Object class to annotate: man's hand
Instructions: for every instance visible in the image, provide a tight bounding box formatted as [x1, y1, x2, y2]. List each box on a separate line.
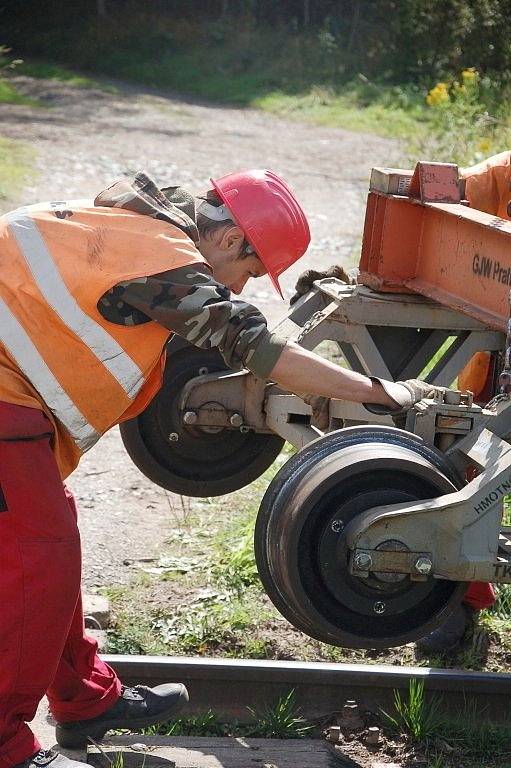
[302, 394, 330, 431]
[290, 264, 356, 305]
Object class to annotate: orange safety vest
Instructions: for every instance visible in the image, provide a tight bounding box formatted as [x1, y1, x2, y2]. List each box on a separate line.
[0, 200, 205, 477]
[462, 150, 511, 220]
[458, 153, 511, 396]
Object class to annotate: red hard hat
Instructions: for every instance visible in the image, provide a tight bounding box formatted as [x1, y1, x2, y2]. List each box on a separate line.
[210, 169, 310, 297]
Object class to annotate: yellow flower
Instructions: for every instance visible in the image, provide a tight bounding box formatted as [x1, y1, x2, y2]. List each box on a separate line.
[462, 67, 478, 81]
[426, 82, 449, 107]
[478, 137, 492, 153]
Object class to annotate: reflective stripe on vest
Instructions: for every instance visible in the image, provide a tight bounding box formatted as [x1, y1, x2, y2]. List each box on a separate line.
[0, 297, 100, 450]
[6, 210, 144, 397]
[0, 209, 153, 449]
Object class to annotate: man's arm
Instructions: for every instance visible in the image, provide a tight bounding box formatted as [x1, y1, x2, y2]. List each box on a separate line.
[268, 341, 394, 406]
[101, 266, 423, 412]
[99, 264, 286, 379]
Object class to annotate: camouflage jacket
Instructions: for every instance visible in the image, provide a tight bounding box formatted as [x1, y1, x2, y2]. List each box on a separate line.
[95, 173, 286, 378]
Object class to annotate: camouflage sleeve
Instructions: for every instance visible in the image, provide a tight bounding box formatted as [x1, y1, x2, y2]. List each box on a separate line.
[100, 265, 287, 378]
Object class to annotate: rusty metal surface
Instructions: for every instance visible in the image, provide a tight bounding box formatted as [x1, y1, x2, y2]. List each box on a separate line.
[408, 161, 460, 203]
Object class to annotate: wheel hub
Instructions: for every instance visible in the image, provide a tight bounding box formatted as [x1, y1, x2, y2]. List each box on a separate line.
[120, 341, 284, 496]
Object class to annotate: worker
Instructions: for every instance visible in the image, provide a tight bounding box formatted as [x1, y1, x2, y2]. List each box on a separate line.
[293, 153, 511, 655]
[0, 169, 444, 768]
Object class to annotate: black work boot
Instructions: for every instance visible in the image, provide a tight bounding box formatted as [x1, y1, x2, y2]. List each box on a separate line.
[55, 683, 188, 749]
[415, 604, 475, 655]
[15, 749, 89, 768]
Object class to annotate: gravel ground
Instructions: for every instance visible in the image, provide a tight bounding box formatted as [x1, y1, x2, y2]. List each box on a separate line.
[0, 75, 401, 588]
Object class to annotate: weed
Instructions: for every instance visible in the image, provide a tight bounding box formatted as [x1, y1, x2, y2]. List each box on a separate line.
[247, 689, 313, 739]
[144, 710, 227, 737]
[382, 688, 511, 764]
[141, 694, 314, 740]
[381, 679, 443, 741]
[213, 516, 260, 594]
[439, 699, 511, 760]
[487, 584, 511, 620]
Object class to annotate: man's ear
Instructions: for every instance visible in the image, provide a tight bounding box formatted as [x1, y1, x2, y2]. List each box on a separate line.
[219, 225, 245, 252]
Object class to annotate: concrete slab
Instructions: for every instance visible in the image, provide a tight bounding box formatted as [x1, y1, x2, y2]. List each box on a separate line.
[87, 735, 346, 768]
[32, 698, 87, 764]
[83, 595, 111, 629]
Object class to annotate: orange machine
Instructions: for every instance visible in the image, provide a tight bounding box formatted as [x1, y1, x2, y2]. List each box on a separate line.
[359, 162, 511, 333]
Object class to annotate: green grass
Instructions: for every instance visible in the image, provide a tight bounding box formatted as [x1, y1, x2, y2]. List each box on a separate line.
[104, 464, 280, 659]
[247, 690, 313, 739]
[382, 680, 511, 765]
[0, 78, 39, 106]
[255, 84, 426, 140]
[17, 60, 117, 92]
[143, 689, 312, 739]
[381, 679, 443, 742]
[0, 136, 36, 204]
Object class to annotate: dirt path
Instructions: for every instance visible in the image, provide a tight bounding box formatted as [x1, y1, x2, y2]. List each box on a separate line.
[0, 76, 401, 588]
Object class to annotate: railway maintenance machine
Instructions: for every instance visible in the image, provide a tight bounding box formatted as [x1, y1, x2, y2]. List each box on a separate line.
[120, 162, 511, 650]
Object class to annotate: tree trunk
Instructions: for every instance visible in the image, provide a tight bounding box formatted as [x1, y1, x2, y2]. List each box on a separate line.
[303, 0, 310, 27]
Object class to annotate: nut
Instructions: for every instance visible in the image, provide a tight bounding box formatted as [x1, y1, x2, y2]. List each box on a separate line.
[183, 411, 198, 425]
[168, 432, 179, 442]
[354, 552, 372, 570]
[230, 413, 244, 428]
[331, 519, 344, 533]
[415, 556, 433, 575]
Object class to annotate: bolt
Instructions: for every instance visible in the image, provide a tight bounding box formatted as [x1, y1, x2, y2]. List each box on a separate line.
[168, 432, 179, 442]
[239, 425, 250, 433]
[130, 744, 147, 753]
[198, 367, 209, 376]
[331, 519, 344, 533]
[339, 702, 364, 730]
[415, 556, 433, 575]
[354, 552, 372, 570]
[183, 411, 198, 425]
[366, 726, 381, 747]
[326, 725, 341, 743]
[373, 601, 386, 614]
[230, 413, 244, 428]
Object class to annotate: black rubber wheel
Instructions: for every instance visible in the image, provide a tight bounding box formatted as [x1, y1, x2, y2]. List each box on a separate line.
[120, 342, 284, 497]
[255, 425, 467, 649]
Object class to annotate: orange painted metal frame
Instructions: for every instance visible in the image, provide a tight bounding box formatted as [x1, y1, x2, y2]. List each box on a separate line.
[359, 162, 511, 332]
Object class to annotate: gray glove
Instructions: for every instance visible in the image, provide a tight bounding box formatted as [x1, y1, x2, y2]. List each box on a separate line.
[364, 377, 452, 415]
[302, 394, 330, 431]
[290, 264, 356, 305]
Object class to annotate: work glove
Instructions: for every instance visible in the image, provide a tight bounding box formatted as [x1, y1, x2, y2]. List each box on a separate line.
[302, 393, 330, 431]
[363, 377, 453, 415]
[290, 264, 356, 305]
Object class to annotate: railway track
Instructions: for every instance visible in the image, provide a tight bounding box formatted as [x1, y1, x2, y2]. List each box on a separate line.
[105, 655, 511, 724]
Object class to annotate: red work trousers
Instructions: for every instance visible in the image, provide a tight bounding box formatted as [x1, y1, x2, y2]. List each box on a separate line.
[0, 403, 121, 768]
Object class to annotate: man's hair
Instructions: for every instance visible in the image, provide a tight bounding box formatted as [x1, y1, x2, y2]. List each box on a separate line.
[196, 189, 253, 259]
[196, 189, 235, 241]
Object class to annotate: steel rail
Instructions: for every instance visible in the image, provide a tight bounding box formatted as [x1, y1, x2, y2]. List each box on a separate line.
[104, 655, 511, 724]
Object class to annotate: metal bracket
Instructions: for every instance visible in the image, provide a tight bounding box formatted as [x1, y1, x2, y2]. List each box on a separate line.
[346, 422, 511, 583]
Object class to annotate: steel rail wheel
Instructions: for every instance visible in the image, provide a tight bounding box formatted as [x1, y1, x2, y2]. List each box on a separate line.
[120, 341, 284, 497]
[255, 426, 467, 649]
